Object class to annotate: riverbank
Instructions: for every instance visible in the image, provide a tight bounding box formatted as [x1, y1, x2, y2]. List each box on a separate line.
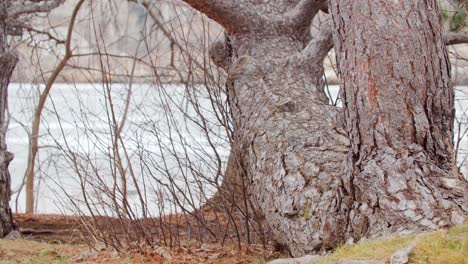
[2, 214, 466, 263]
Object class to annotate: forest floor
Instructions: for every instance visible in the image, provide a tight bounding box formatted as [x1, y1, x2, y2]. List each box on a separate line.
[1, 213, 280, 264]
[0, 214, 466, 263]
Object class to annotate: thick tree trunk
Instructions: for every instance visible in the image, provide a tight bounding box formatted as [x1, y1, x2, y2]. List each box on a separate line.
[188, 0, 350, 256]
[330, 0, 467, 239]
[183, 0, 467, 257]
[197, 1, 351, 255]
[224, 31, 350, 256]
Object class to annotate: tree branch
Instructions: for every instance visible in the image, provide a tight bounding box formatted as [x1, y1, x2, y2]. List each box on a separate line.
[445, 31, 468, 45]
[275, 0, 328, 40]
[283, 0, 328, 26]
[8, 0, 65, 18]
[180, 0, 265, 33]
[299, 20, 333, 64]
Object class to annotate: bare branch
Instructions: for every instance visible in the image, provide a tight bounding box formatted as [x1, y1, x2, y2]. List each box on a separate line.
[8, 0, 65, 18]
[445, 31, 468, 45]
[299, 20, 333, 64]
[128, 0, 225, 78]
[284, 0, 328, 26]
[180, 0, 264, 33]
[275, 0, 328, 39]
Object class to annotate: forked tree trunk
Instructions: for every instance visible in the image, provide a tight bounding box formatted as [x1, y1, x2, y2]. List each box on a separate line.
[197, 1, 351, 255]
[329, 0, 467, 238]
[183, 0, 467, 257]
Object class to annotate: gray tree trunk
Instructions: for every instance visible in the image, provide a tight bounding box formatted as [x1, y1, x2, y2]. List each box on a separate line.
[182, 0, 467, 257]
[0, 0, 17, 237]
[192, 1, 350, 256]
[0, 52, 16, 237]
[170, 0, 468, 256]
[0, 0, 63, 234]
[330, 0, 467, 240]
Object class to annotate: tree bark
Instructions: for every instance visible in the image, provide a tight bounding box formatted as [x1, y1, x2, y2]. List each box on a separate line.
[0, 0, 17, 236]
[330, 0, 467, 239]
[183, 0, 467, 256]
[0, 51, 16, 237]
[189, 0, 351, 255]
[24, 0, 84, 214]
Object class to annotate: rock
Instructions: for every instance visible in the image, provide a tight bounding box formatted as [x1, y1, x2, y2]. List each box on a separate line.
[4, 230, 22, 240]
[73, 250, 99, 262]
[201, 243, 220, 252]
[208, 252, 226, 259]
[345, 237, 355, 245]
[267, 255, 323, 264]
[110, 250, 119, 258]
[267, 256, 386, 264]
[390, 244, 415, 264]
[154, 246, 172, 260]
[336, 260, 384, 264]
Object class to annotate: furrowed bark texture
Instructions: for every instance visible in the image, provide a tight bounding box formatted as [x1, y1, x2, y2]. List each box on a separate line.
[227, 44, 349, 255]
[330, 0, 467, 239]
[0, 51, 16, 237]
[0, 0, 17, 237]
[197, 0, 351, 256]
[185, 0, 467, 256]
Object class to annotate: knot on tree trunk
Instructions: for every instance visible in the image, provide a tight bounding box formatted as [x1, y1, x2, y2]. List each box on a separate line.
[209, 39, 232, 70]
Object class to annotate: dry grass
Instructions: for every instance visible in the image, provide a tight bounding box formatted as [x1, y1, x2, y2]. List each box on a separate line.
[0, 239, 85, 264]
[326, 223, 467, 264]
[0, 238, 278, 264]
[1, 222, 466, 263]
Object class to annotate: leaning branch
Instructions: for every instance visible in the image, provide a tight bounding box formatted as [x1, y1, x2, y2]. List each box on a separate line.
[298, 20, 333, 64]
[445, 31, 468, 46]
[23, 0, 84, 214]
[276, 0, 328, 40]
[8, 0, 65, 18]
[180, 0, 264, 32]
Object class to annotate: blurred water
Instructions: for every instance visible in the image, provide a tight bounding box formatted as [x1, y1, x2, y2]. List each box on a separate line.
[5, 83, 468, 214]
[7, 83, 230, 215]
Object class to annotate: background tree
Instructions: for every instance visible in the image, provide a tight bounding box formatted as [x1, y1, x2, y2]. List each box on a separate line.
[23, 0, 84, 214]
[0, 0, 64, 236]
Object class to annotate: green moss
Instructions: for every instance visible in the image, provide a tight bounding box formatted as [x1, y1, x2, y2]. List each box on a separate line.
[325, 224, 467, 264]
[450, 10, 467, 32]
[252, 258, 267, 264]
[441, 2, 467, 32]
[302, 200, 312, 220]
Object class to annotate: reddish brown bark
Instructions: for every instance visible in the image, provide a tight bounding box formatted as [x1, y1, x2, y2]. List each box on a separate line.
[330, 0, 467, 239]
[181, 0, 467, 256]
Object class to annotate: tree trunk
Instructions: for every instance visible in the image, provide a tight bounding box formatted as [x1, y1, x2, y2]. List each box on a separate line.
[330, 0, 467, 239]
[226, 45, 350, 255]
[0, 0, 17, 235]
[191, 1, 350, 255]
[0, 51, 16, 237]
[183, 0, 467, 256]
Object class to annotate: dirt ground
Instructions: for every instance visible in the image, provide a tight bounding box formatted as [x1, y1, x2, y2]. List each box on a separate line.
[2, 215, 467, 263]
[0, 214, 280, 263]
